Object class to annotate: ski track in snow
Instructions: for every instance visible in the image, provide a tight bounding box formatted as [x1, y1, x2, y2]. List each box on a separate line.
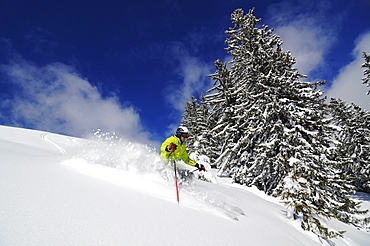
[40, 133, 67, 155]
[178, 178, 246, 221]
[60, 157, 245, 222]
[51, 134, 247, 222]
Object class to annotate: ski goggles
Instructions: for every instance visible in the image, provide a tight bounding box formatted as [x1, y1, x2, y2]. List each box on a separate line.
[181, 133, 189, 138]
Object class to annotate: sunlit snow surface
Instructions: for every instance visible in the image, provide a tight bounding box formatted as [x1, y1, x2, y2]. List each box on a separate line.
[0, 125, 369, 246]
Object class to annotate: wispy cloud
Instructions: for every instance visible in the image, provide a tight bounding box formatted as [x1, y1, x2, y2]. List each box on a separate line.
[325, 32, 370, 110]
[264, 1, 369, 109]
[165, 41, 213, 112]
[0, 58, 155, 145]
[266, 0, 343, 76]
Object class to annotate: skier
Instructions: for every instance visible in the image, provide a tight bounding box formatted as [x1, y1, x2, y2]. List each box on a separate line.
[161, 126, 206, 172]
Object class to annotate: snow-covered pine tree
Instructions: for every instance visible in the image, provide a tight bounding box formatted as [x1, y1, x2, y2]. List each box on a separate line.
[182, 96, 201, 154]
[206, 59, 241, 174]
[362, 52, 370, 95]
[203, 8, 367, 239]
[182, 95, 218, 164]
[329, 98, 370, 193]
[197, 95, 220, 165]
[207, 8, 318, 193]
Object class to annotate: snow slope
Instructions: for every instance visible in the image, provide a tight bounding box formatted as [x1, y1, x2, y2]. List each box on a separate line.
[0, 125, 369, 246]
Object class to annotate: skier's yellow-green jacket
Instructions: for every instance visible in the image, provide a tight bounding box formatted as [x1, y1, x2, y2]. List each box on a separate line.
[160, 135, 197, 167]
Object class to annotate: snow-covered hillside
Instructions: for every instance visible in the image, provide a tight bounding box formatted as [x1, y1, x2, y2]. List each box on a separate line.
[0, 125, 369, 246]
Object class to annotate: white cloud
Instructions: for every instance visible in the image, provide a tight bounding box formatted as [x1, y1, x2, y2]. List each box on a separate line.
[173, 56, 212, 111]
[264, 1, 370, 109]
[266, 0, 340, 76]
[325, 32, 370, 110]
[0, 59, 155, 144]
[165, 43, 213, 112]
[274, 25, 332, 76]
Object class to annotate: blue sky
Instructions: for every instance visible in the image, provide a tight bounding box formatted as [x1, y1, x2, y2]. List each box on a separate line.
[0, 0, 369, 148]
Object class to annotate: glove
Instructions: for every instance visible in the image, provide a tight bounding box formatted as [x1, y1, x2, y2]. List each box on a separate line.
[167, 143, 177, 152]
[195, 163, 206, 171]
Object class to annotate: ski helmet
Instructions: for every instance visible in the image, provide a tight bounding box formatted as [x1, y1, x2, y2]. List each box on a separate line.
[176, 126, 189, 137]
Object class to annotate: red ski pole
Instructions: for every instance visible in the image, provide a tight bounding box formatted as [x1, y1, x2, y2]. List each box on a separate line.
[171, 150, 180, 204]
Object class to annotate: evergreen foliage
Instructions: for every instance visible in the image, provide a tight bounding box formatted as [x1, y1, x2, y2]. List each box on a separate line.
[362, 52, 370, 95]
[182, 8, 369, 239]
[329, 98, 370, 193]
[181, 95, 219, 164]
[182, 96, 201, 153]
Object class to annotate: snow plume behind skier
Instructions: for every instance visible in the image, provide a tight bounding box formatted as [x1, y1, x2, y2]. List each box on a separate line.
[161, 126, 206, 175]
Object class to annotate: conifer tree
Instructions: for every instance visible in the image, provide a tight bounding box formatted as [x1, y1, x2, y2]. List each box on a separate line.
[206, 59, 240, 173]
[197, 95, 220, 164]
[199, 8, 368, 239]
[329, 98, 370, 193]
[362, 52, 370, 95]
[182, 96, 201, 154]
[182, 95, 218, 164]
